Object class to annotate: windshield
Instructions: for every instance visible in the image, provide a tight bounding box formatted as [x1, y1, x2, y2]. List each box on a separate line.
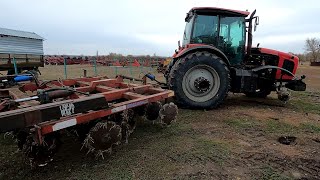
[182, 17, 194, 46]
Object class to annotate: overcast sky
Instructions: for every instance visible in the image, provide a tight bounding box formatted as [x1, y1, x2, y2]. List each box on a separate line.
[1, 0, 319, 56]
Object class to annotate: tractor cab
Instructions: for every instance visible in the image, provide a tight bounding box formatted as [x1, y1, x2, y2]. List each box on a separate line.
[181, 7, 256, 65]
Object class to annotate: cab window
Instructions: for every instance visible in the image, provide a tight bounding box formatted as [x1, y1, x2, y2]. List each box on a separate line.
[219, 17, 246, 65]
[191, 15, 218, 44]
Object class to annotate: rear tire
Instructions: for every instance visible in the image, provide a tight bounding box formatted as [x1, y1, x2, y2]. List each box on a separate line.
[168, 51, 230, 109]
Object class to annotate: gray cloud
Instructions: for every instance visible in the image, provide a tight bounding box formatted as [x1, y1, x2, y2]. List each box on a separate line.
[1, 0, 319, 56]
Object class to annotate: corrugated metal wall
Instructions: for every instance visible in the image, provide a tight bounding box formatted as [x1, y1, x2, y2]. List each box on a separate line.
[0, 36, 43, 55]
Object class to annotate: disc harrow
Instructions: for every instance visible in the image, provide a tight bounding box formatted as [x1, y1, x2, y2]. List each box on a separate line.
[82, 121, 122, 159]
[0, 76, 177, 166]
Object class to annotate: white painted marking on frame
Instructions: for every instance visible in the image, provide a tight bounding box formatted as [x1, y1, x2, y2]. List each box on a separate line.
[126, 100, 148, 109]
[111, 105, 126, 113]
[52, 118, 77, 131]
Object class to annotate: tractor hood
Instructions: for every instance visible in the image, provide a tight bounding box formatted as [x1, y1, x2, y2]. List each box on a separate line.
[251, 47, 300, 81]
[251, 47, 298, 60]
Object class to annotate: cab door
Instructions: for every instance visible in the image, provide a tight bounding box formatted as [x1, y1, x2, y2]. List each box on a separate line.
[219, 17, 246, 65]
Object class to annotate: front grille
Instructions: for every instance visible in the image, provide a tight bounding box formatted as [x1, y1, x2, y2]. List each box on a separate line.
[283, 59, 294, 73]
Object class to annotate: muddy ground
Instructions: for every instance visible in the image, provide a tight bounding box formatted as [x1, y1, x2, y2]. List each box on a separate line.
[0, 64, 319, 180]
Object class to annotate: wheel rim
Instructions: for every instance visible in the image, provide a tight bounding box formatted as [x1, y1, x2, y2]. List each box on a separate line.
[182, 65, 220, 102]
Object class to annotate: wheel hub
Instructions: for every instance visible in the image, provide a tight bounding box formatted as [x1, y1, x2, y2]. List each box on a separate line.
[194, 77, 211, 92]
[182, 65, 220, 102]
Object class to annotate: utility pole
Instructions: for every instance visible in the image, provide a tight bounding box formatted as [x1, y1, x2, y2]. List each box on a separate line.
[94, 51, 98, 76]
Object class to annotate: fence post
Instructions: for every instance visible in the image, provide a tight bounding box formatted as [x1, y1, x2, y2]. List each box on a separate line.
[93, 58, 97, 76]
[64, 58, 67, 79]
[12, 57, 18, 75]
[83, 69, 87, 77]
[129, 65, 133, 77]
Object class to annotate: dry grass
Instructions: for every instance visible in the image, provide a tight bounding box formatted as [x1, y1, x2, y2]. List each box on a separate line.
[38, 64, 161, 81]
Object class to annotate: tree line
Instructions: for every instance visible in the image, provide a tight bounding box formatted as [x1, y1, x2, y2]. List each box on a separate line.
[294, 38, 320, 62]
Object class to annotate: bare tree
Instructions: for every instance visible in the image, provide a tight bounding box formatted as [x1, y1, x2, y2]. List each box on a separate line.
[305, 38, 320, 62]
[295, 53, 307, 62]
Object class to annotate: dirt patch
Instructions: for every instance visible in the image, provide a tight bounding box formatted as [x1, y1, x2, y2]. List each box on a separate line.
[278, 136, 297, 145]
[297, 65, 320, 92]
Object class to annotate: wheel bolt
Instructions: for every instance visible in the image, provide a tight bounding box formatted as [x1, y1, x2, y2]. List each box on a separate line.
[194, 77, 211, 92]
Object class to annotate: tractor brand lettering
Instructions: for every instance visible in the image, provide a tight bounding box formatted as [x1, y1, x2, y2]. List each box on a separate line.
[111, 105, 126, 113]
[59, 103, 75, 117]
[126, 100, 148, 109]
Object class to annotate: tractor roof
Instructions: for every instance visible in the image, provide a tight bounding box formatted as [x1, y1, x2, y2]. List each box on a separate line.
[191, 7, 250, 17]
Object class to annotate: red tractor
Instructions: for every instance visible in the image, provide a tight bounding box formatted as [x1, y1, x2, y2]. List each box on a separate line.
[166, 7, 306, 109]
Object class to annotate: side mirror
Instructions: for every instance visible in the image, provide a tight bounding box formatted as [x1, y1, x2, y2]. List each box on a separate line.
[255, 16, 259, 25]
[254, 16, 259, 31]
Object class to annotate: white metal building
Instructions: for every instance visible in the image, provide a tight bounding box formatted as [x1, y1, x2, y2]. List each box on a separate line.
[0, 27, 44, 55]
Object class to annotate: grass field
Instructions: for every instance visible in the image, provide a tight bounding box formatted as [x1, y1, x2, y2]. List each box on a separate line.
[38, 64, 162, 80]
[0, 64, 320, 179]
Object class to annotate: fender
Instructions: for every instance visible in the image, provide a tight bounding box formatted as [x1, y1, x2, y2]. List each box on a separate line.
[173, 44, 230, 66]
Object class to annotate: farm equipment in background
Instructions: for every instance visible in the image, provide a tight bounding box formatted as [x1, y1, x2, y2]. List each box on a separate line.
[119, 59, 129, 67]
[44, 56, 85, 65]
[0, 76, 177, 167]
[157, 58, 172, 73]
[0, 53, 44, 75]
[165, 7, 306, 109]
[0, 70, 40, 89]
[44, 55, 169, 68]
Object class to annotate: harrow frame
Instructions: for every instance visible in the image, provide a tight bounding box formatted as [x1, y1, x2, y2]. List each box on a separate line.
[0, 76, 174, 145]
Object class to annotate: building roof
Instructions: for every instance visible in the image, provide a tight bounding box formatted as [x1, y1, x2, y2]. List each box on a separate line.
[0, 27, 44, 40]
[191, 7, 250, 17]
